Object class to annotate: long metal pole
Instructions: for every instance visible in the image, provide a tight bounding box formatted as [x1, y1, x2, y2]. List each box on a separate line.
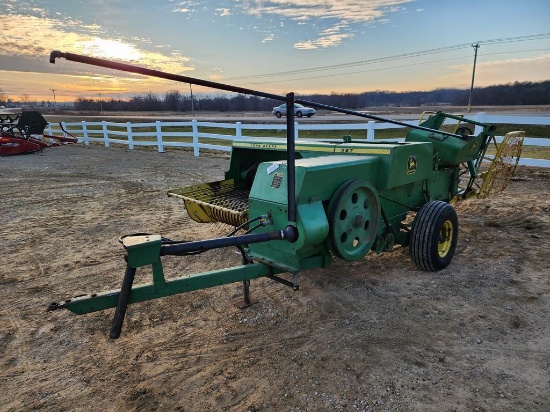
[285, 93, 296, 223]
[467, 42, 480, 113]
[50, 51, 284, 101]
[49, 51, 462, 138]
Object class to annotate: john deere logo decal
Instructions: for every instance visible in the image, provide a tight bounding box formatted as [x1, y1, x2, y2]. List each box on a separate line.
[407, 156, 417, 175]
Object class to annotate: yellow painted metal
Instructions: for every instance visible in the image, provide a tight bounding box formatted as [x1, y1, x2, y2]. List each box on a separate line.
[232, 141, 391, 155]
[437, 220, 454, 258]
[478, 131, 525, 198]
[167, 179, 249, 226]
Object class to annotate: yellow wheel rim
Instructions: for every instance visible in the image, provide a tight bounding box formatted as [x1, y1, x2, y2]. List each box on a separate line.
[438, 220, 453, 258]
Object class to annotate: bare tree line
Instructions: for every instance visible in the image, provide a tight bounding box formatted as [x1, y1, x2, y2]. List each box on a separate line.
[74, 81, 549, 112]
[1, 80, 548, 112]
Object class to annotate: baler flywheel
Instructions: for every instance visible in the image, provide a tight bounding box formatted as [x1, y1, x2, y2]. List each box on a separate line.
[327, 180, 380, 261]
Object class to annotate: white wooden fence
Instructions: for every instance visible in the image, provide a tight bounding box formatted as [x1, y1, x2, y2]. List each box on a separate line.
[46, 112, 550, 167]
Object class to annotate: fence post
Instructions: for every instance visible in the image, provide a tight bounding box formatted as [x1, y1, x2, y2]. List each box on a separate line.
[155, 121, 164, 153]
[46, 123, 53, 135]
[102, 120, 109, 148]
[82, 121, 89, 145]
[236, 121, 242, 139]
[294, 122, 299, 140]
[127, 122, 134, 150]
[366, 121, 375, 141]
[474, 112, 485, 136]
[192, 119, 199, 156]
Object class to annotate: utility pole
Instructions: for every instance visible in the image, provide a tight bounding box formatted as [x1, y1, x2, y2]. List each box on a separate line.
[98, 92, 103, 113]
[51, 89, 57, 110]
[189, 83, 195, 117]
[467, 42, 480, 113]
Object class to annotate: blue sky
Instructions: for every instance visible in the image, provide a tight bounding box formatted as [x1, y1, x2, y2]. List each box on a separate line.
[1, 0, 549, 102]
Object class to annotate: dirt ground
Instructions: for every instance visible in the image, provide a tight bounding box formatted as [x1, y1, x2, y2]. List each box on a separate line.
[1, 144, 549, 412]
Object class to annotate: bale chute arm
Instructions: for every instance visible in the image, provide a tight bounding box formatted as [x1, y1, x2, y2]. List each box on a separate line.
[477, 131, 525, 198]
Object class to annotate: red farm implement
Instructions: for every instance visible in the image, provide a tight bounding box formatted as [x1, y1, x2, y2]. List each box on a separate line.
[0, 110, 77, 156]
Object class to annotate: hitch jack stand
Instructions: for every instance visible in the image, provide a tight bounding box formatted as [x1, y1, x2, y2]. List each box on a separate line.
[109, 265, 137, 339]
[235, 279, 258, 309]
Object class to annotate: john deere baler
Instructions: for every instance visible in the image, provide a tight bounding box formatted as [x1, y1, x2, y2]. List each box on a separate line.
[47, 51, 496, 338]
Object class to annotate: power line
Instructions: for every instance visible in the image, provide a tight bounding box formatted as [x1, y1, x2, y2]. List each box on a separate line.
[239, 47, 550, 87]
[226, 32, 550, 81]
[227, 44, 473, 80]
[479, 32, 550, 45]
[242, 55, 472, 86]
[128, 47, 550, 92]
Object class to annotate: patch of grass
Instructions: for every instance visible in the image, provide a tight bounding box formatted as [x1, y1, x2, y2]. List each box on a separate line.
[493, 124, 550, 138]
[485, 145, 550, 160]
[47, 116, 549, 158]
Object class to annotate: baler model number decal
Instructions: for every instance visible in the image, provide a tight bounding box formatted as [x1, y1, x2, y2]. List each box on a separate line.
[271, 172, 284, 188]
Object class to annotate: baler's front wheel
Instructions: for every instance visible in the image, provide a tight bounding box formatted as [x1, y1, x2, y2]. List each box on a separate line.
[410, 201, 458, 271]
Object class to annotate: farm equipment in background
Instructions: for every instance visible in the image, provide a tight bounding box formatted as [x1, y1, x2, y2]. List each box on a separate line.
[0, 110, 77, 156]
[47, 51, 523, 339]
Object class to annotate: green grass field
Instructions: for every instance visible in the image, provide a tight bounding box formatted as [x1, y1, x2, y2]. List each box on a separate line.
[47, 116, 550, 159]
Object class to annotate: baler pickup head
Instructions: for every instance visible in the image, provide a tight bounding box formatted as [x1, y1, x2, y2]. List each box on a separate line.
[168, 179, 250, 227]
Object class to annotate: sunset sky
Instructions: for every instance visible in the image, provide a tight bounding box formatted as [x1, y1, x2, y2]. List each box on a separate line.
[1, 0, 549, 103]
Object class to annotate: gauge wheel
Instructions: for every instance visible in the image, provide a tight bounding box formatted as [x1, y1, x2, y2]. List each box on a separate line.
[275, 112, 282, 118]
[327, 180, 380, 261]
[456, 126, 473, 137]
[410, 201, 458, 271]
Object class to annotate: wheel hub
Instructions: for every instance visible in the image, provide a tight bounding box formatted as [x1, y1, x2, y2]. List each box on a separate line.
[437, 220, 453, 258]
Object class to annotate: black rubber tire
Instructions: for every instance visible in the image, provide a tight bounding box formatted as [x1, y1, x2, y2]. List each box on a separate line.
[275, 112, 282, 118]
[456, 126, 473, 136]
[410, 201, 458, 271]
[296, 111, 303, 117]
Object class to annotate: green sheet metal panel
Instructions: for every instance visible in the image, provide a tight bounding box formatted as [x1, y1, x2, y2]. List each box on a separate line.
[249, 155, 381, 205]
[231, 138, 434, 190]
[247, 155, 381, 271]
[376, 142, 433, 190]
[405, 129, 486, 165]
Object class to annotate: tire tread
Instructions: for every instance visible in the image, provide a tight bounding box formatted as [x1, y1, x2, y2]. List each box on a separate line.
[410, 201, 458, 271]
